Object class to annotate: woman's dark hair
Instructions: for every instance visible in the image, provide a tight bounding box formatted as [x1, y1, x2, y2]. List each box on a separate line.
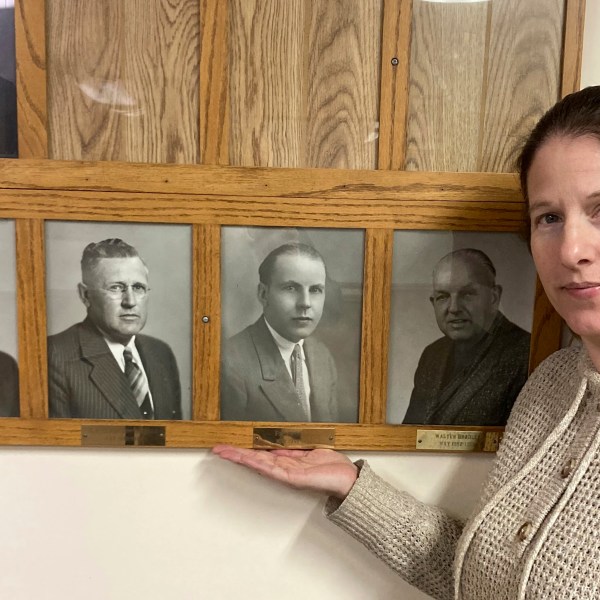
[518, 86, 600, 201]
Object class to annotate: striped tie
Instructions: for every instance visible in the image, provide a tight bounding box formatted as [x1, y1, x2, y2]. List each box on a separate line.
[123, 348, 153, 419]
[291, 344, 311, 421]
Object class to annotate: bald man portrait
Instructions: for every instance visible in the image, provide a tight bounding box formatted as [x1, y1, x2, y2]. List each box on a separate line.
[220, 242, 340, 422]
[403, 248, 530, 425]
[47, 238, 182, 420]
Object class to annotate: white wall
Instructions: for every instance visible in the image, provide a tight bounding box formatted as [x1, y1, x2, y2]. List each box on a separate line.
[1, 6, 599, 600]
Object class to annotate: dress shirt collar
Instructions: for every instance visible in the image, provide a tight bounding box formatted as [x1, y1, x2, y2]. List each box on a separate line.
[104, 336, 141, 372]
[263, 317, 305, 359]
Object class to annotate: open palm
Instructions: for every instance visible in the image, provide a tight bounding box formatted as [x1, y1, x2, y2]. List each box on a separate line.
[212, 445, 358, 499]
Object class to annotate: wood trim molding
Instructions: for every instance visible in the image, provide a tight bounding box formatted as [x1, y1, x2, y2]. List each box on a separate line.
[377, 0, 413, 170]
[199, 0, 230, 165]
[14, 0, 48, 159]
[561, 0, 586, 97]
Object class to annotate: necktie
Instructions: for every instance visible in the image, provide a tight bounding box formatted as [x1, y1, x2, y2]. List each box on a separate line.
[291, 344, 311, 420]
[123, 348, 154, 419]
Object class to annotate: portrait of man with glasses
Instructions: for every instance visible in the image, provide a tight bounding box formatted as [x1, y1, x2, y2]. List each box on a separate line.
[47, 238, 182, 420]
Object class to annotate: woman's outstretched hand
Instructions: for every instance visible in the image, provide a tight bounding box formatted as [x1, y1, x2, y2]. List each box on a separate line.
[212, 445, 359, 499]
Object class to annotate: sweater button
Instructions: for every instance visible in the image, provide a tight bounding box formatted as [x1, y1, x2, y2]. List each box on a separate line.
[560, 458, 576, 479]
[516, 521, 532, 542]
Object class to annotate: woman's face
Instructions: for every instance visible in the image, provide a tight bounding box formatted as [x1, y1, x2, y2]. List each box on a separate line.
[529, 135, 600, 344]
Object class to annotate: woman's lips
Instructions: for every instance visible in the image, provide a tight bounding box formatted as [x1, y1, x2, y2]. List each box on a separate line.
[562, 282, 600, 298]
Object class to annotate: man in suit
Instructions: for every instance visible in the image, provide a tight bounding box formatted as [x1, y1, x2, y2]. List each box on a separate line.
[48, 238, 182, 420]
[221, 243, 339, 422]
[0, 351, 19, 417]
[403, 248, 530, 426]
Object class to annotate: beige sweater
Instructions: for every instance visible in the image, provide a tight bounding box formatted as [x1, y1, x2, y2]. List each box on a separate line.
[326, 347, 600, 599]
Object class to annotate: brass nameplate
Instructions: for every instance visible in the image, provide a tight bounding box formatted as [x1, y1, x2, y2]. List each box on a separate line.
[253, 427, 335, 449]
[81, 425, 166, 447]
[416, 429, 502, 452]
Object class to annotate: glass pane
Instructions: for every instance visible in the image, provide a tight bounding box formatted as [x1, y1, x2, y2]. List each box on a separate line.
[387, 231, 536, 425]
[227, 0, 383, 169]
[0, 220, 19, 416]
[46, 0, 200, 163]
[405, 0, 565, 172]
[221, 226, 364, 422]
[0, 1, 18, 158]
[45, 222, 192, 420]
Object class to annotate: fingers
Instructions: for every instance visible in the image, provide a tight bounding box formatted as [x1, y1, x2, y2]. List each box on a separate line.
[212, 445, 267, 464]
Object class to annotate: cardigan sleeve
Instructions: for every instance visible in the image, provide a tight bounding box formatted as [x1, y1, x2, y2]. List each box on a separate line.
[325, 461, 464, 600]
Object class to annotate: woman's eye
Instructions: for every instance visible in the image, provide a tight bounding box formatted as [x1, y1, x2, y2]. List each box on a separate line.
[538, 213, 560, 225]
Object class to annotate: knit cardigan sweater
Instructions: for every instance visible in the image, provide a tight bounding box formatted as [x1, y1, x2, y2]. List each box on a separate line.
[326, 347, 600, 599]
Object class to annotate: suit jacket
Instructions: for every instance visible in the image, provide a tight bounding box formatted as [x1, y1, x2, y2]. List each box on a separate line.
[221, 317, 339, 422]
[0, 77, 18, 157]
[403, 312, 530, 426]
[0, 351, 19, 417]
[48, 318, 182, 419]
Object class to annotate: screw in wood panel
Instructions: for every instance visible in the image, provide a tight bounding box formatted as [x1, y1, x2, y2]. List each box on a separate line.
[391, 57, 399, 66]
[202, 316, 209, 323]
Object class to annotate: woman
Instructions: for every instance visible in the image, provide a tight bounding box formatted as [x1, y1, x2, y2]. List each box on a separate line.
[214, 86, 600, 599]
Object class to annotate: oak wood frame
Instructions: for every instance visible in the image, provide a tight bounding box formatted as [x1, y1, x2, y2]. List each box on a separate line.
[7, 0, 585, 449]
[0, 158, 556, 450]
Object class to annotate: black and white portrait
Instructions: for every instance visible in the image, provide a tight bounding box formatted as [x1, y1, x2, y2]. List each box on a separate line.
[0, 220, 19, 417]
[388, 231, 536, 426]
[0, 2, 18, 158]
[220, 226, 364, 423]
[45, 222, 192, 420]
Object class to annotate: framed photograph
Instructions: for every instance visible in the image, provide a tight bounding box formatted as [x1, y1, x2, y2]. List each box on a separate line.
[0, 1, 17, 158]
[0, 219, 19, 417]
[387, 231, 536, 426]
[221, 226, 364, 423]
[45, 221, 193, 420]
[0, 160, 562, 451]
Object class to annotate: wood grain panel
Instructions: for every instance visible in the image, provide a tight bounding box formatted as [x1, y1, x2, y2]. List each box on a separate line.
[199, 0, 229, 165]
[405, 1, 488, 171]
[0, 159, 523, 202]
[46, 0, 199, 163]
[378, 0, 412, 170]
[228, 0, 382, 169]
[561, 0, 586, 97]
[228, 0, 305, 167]
[478, 0, 564, 172]
[359, 229, 393, 424]
[15, 219, 48, 418]
[14, 0, 47, 158]
[304, 0, 382, 169]
[194, 225, 221, 420]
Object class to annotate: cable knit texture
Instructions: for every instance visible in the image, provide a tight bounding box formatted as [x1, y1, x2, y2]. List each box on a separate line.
[326, 347, 600, 599]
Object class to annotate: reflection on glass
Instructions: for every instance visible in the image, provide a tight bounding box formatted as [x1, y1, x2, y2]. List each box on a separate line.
[387, 231, 536, 426]
[0, 1, 18, 157]
[0, 220, 19, 417]
[405, 0, 563, 172]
